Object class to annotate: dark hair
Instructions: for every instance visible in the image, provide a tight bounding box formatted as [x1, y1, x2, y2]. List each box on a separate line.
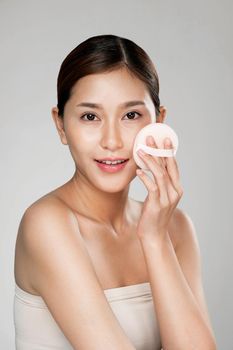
[56, 34, 161, 118]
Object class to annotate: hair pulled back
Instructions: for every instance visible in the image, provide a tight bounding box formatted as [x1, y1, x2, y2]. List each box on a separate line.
[56, 34, 161, 118]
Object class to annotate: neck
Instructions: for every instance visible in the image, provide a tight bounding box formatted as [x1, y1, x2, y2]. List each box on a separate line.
[67, 170, 132, 234]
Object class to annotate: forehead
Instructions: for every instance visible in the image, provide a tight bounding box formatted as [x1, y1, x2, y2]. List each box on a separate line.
[70, 68, 153, 106]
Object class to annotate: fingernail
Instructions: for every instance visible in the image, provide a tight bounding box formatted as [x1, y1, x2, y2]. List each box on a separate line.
[136, 169, 143, 175]
[165, 137, 171, 146]
[147, 135, 154, 143]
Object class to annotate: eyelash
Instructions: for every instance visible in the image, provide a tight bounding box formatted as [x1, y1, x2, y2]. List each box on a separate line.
[80, 111, 142, 121]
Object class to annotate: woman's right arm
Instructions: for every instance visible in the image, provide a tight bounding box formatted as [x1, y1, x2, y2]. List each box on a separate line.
[19, 198, 136, 350]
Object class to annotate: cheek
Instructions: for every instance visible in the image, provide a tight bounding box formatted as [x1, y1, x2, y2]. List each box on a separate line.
[128, 122, 150, 145]
[125, 121, 153, 155]
[67, 126, 98, 146]
[121, 133, 138, 158]
[65, 131, 93, 161]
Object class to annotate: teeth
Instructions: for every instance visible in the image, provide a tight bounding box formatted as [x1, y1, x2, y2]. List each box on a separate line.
[99, 160, 126, 165]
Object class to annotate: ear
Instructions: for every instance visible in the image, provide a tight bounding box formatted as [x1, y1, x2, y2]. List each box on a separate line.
[51, 107, 68, 145]
[156, 106, 167, 123]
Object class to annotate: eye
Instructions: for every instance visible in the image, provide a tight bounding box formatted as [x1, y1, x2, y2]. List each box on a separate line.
[123, 111, 142, 120]
[80, 113, 98, 121]
[80, 111, 142, 121]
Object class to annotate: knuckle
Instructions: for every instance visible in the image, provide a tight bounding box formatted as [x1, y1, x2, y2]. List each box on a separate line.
[178, 187, 184, 196]
[171, 194, 179, 204]
[149, 185, 158, 193]
[157, 171, 165, 179]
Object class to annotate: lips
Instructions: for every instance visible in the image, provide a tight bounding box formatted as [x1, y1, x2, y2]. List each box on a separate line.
[95, 158, 129, 162]
[95, 159, 129, 173]
[95, 159, 128, 164]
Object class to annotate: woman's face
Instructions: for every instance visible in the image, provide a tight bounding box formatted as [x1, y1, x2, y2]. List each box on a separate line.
[53, 67, 158, 193]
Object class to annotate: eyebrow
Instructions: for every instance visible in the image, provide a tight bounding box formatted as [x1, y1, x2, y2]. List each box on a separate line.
[76, 100, 146, 109]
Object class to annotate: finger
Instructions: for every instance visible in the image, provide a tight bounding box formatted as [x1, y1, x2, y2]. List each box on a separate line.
[137, 149, 169, 206]
[146, 135, 166, 168]
[136, 169, 159, 198]
[164, 138, 183, 196]
[166, 176, 180, 205]
[139, 136, 182, 204]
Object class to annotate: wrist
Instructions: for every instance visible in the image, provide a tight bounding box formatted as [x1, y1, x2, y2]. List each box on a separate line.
[138, 230, 171, 248]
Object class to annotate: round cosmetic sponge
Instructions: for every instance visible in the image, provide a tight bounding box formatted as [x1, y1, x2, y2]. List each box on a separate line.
[133, 123, 179, 170]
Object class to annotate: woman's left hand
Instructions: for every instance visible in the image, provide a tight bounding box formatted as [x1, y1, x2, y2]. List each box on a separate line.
[135, 135, 183, 242]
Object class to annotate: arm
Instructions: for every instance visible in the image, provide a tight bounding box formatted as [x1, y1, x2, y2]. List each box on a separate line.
[21, 199, 136, 350]
[135, 135, 217, 349]
[139, 208, 217, 350]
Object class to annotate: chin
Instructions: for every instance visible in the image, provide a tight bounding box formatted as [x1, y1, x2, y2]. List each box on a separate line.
[94, 177, 131, 193]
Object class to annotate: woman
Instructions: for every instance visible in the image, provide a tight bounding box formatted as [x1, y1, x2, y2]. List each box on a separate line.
[14, 34, 217, 350]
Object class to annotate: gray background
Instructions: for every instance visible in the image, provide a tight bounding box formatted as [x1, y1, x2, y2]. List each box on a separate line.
[1, 0, 232, 348]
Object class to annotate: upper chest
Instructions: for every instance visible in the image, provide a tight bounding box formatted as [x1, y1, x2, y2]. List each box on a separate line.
[75, 213, 144, 282]
[73, 207, 179, 289]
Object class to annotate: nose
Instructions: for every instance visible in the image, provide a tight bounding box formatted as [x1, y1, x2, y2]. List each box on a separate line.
[100, 121, 123, 151]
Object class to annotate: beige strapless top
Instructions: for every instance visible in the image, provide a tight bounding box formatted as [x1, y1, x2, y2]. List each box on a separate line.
[14, 281, 161, 350]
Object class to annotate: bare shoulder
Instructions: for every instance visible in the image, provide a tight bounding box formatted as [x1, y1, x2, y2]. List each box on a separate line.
[167, 207, 200, 252]
[15, 194, 136, 349]
[15, 193, 86, 290]
[18, 192, 81, 245]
